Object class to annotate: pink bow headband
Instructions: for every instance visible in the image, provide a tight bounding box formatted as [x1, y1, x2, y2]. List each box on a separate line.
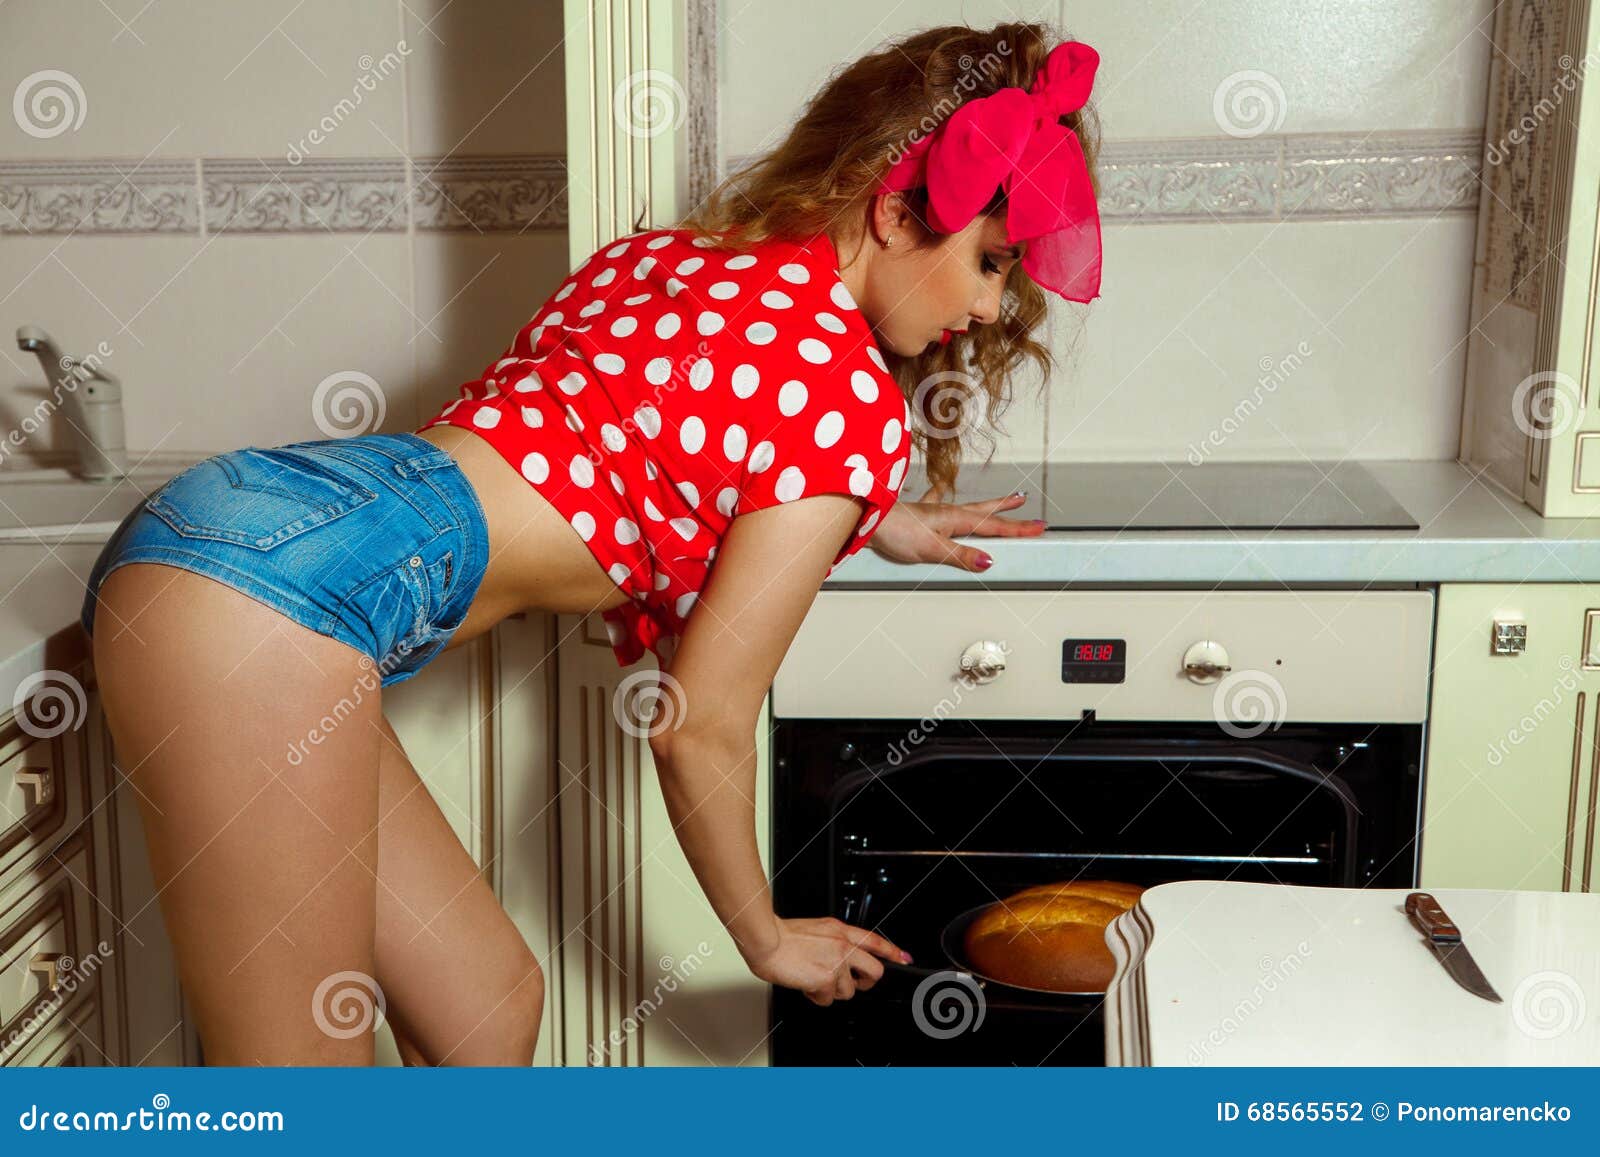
[877, 39, 1102, 303]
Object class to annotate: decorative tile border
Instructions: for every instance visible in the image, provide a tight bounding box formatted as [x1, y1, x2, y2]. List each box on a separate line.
[0, 131, 1478, 235]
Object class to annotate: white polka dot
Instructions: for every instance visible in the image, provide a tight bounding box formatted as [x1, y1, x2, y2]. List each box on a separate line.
[775, 466, 806, 502]
[655, 312, 681, 339]
[593, 267, 617, 287]
[888, 457, 907, 490]
[624, 293, 650, 306]
[557, 371, 586, 395]
[726, 254, 757, 270]
[882, 417, 903, 453]
[632, 257, 656, 279]
[676, 480, 700, 507]
[665, 277, 686, 297]
[831, 281, 858, 310]
[691, 236, 715, 248]
[494, 356, 519, 371]
[669, 517, 698, 541]
[748, 441, 776, 473]
[778, 263, 809, 284]
[675, 590, 698, 618]
[798, 337, 831, 364]
[644, 496, 664, 520]
[609, 315, 637, 338]
[593, 353, 625, 375]
[851, 369, 879, 403]
[698, 311, 725, 335]
[511, 371, 541, 392]
[716, 486, 738, 516]
[778, 379, 808, 416]
[655, 570, 672, 590]
[646, 234, 674, 249]
[746, 321, 777, 344]
[688, 358, 714, 391]
[572, 510, 596, 540]
[601, 423, 627, 452]
[579, 301, 606, 320]
[731, 364, 760, 398]
[609, 470, 625, 493]
[680, 415, 705, 454]
[645, 357, 672, 385]
[464, 403, 501, 431]
[606, 241, 629, 258]
[553, 282, 577, 301]
[565, 404, 583, 431]
[541, 310, 564, 326]
[675, 257, 705, 275]
[608, 563, 631, 586]
[520, 406, 543, 427]
[849, 465, 873, 496]
[814, 410, 845, 448]
[634, 404, 661, 438]
[867, 345, 887, 372]
[615, 517, 640, 544]
[708, 280, 740, 300]
[857, 509, 882, 536]
[723, 423, 748, 460]
[761, 290, 793, 309]
[644, 459, 658, 480]
[815, 311, 846, 334]
[521, 451, 549, 482]
[570, 455, 595, 487]
[526, 325, 545, 346]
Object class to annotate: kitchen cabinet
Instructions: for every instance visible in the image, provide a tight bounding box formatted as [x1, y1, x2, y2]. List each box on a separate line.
[1421, 583, 1600, 892]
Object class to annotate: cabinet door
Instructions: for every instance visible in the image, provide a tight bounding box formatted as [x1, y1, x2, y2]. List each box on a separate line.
[1422, 583, 1600, 890]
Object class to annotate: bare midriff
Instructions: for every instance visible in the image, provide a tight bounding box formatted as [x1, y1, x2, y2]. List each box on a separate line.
[413, 424, 631, 651]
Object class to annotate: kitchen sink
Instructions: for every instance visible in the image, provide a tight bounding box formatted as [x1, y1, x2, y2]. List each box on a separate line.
[0, 470, 183, 543]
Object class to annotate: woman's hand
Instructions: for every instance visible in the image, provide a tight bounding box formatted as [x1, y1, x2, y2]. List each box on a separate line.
[868, 486, 1046, 570]
[744, 916, 912, 1005]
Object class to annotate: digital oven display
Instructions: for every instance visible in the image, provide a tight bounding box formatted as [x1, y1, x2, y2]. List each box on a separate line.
[1061, 638, 1126, 683]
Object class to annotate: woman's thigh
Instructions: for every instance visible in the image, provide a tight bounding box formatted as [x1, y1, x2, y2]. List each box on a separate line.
[93, 560, 384, 1065]
[370, 712, 544, 1065]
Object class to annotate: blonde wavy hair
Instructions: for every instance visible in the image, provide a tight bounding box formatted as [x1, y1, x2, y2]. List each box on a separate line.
[673, 20, 1101, 497]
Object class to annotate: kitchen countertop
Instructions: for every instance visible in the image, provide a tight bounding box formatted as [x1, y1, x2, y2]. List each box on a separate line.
[830, 458, 1600, 586]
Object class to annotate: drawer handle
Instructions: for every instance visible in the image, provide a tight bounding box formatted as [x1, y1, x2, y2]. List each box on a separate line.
[13, 765, 53, 808]
[28, 952, 65, 993]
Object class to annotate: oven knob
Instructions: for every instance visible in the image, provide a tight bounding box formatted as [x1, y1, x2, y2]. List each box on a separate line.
[1182, 640, 1232, 684]
[959, 640, 1007, 682]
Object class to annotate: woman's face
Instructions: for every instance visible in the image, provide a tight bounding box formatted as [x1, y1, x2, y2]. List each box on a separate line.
[837, 197, 1023, 357]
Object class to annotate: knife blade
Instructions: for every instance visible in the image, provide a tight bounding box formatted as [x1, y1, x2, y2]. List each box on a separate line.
[1405, 891, 1503, 1003]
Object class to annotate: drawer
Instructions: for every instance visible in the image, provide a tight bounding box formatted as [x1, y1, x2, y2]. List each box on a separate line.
[4, 995, 98, 1066]
[0, 839, 98, 1063]
[0, 723, 82, 890]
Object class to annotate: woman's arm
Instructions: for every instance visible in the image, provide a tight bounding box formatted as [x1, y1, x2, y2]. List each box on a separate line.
[647, 492, 909, 1005]
[867, 487, 1047, 569]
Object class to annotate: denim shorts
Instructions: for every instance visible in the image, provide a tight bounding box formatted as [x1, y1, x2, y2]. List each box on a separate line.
[80, 431, 491, 688]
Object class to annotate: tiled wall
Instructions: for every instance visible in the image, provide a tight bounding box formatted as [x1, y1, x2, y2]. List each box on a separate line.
[725, 0, 1496, 466]
[0, 0, 569, 458]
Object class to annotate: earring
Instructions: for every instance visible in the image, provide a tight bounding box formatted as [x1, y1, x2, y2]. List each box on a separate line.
[882, 235, 894, 249]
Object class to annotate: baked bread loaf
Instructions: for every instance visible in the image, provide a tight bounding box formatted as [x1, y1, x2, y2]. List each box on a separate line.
[962, 879, 1145, 992]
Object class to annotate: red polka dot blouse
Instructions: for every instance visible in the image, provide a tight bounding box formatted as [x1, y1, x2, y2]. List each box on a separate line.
[415, 226, 914, 668]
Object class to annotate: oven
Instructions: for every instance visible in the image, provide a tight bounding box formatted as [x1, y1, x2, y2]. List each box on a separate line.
[766, 588, 1435, 1066]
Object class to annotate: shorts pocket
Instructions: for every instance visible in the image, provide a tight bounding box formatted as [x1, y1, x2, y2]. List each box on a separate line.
[147, 445, 379, 551]
[349, 544, 464, 669]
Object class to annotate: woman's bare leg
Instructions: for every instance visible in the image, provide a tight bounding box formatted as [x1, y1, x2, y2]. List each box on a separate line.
[371, 712, 543, 1066]
[92, 561, 384, 1065]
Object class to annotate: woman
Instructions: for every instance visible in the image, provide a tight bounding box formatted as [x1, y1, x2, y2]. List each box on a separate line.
[79, 20, 1101, 1065]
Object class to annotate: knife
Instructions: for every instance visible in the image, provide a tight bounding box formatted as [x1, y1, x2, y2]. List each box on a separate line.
[1404, 892, 1503, 1003]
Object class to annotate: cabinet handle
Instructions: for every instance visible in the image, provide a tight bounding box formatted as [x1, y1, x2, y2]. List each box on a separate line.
[28, 952, 64, 992]
[1585, 695, 1600, 893]
[1564, 691, 1585, 892]
[13, 765, 53, 808]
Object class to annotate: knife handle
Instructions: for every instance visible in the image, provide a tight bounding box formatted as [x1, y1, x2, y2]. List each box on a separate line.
[1405, 892, 1462, 942]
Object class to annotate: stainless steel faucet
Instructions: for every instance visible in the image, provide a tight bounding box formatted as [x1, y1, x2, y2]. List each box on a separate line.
[15, 325, 127, 481]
